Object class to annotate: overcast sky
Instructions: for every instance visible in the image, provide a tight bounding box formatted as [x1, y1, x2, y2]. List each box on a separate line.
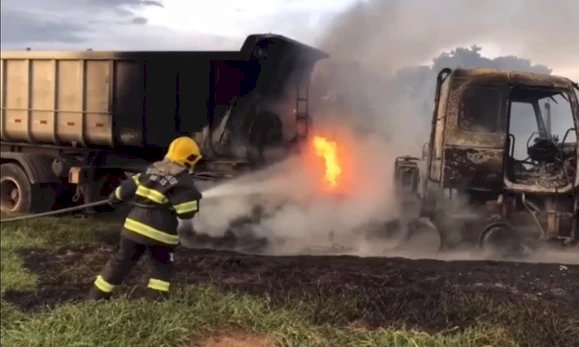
[1, 0, 578, 81]
[0, 0, 352, 50]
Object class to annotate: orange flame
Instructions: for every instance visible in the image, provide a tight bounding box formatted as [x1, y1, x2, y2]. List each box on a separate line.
[313, 136, 342, 188]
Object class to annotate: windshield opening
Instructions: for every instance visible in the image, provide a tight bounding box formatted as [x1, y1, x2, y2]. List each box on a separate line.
[506, 87, 576, 188]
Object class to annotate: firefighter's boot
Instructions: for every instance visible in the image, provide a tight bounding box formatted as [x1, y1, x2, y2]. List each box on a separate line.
[145, 288, 169, 302]
[88, 286, 112, 301]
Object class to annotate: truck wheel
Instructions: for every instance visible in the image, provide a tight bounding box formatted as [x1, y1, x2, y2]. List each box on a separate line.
[397, 217, 442, 252]
[0, 163, 56, 214]
[478, 219, 524, 258]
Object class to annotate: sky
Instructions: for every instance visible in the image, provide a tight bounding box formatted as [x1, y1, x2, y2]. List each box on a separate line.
[0, 0, 353, 50]
[1, 0, 578, 81]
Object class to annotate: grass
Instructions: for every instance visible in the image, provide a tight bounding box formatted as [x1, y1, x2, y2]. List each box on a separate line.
[1, 215, 119, 293]
[0, 216, 521, 347]
[1, 287, 516, 347]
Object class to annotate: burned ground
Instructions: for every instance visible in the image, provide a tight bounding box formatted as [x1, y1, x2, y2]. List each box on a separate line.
[3, 243, 579, 347]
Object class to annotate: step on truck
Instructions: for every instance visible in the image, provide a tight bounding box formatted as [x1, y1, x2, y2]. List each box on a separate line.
[0, 34, 328, 215]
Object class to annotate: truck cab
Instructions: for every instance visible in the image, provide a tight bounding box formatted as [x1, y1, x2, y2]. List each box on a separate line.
[397, 68, 578, 250]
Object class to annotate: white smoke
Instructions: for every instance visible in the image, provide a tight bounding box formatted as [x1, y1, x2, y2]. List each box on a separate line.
[192, 128, 403, 255]
[185, 0, 578, 264]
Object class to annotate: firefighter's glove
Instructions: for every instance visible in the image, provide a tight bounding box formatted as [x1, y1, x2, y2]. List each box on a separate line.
[108, 191, 122, 207]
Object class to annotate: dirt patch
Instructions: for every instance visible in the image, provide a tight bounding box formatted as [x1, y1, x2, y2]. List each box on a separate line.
[193, 331, 276, 347]
[3, 244, 579, 347]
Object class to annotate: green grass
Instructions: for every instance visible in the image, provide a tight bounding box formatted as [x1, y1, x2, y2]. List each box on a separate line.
[0, 216, 118, 293]
[0, 217, 520, 347]
[1, 215, 120, 248]
[1, 243, 37, 294]
[1, 286, 516, 347]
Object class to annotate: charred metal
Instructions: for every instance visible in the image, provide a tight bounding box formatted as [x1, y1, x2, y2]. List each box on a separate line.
[394, 155, 420, 195]
[395, 67, 579, 253]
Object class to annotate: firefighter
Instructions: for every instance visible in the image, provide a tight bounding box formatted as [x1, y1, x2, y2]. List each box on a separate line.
[88, 136, 203, 301]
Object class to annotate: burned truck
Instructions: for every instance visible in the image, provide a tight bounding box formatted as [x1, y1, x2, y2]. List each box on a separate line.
[394, 68, 578, 252]
[0, 34, 328, 215]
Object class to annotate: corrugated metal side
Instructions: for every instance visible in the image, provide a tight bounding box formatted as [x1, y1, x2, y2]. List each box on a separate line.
[0, 55, 216, 149]
[1, 57, 115, 147]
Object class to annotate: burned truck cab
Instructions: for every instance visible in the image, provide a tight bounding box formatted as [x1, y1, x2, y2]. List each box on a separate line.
[421, 68, 578, 248]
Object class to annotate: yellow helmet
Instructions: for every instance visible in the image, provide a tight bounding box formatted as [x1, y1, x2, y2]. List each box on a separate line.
[165, 136, 202, 169]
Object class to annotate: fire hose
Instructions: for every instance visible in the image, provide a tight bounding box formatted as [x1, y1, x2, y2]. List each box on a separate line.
[0, 200, 196, 247]
[0, 187, 266, 224]
[0, 200, 110, 223]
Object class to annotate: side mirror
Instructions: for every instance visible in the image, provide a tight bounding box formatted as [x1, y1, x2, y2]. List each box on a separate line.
[421, 143, 430, 160]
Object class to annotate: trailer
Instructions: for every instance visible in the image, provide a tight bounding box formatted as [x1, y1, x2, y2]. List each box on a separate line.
[0, 34, 329, 214]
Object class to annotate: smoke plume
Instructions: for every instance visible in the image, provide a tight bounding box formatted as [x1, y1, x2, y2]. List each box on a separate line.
[317, 0, 578, 78]
[188, 0, 578, 264]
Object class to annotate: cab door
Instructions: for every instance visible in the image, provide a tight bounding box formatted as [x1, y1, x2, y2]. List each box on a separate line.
[441, 79, 508, 191]
[425, 69, 451, 191]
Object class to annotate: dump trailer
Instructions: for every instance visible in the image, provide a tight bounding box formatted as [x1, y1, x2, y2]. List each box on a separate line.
[393, 68, 579, 253]
[0, 34, 329, 214]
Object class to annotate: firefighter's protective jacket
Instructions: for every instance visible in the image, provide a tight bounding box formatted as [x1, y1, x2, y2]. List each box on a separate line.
[111, 159, 202, 246]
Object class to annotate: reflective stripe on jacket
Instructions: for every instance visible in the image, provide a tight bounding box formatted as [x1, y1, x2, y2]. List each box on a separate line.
[112, 160, 202, 246]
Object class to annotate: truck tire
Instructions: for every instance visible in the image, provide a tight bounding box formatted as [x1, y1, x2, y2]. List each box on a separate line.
[0, 163, 56, 215]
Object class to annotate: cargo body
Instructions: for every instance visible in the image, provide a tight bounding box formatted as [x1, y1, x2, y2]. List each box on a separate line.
[0, 34, 328, 214]
[1, 51, 241, 149]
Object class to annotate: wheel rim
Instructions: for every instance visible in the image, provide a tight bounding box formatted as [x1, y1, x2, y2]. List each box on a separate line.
[479, 222, 523, 257]
[1, 177, 21, 212]
[397, 218, 442, 252]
